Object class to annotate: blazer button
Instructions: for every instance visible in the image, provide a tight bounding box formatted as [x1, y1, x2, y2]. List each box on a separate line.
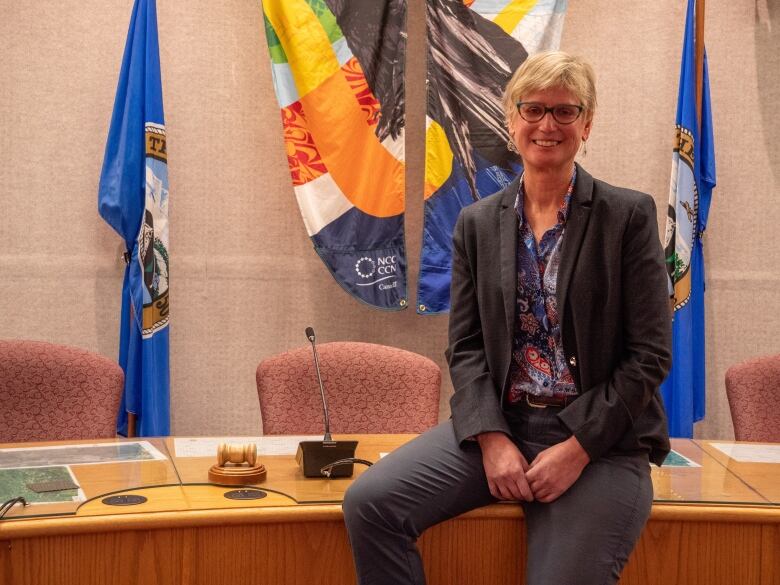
[568, 356, 577, 367]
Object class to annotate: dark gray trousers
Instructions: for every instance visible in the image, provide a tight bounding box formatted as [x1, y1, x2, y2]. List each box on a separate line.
[342, 403, 653, 585]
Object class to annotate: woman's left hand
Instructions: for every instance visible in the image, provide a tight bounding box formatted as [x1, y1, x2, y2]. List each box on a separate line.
[526, 436, 590, 503]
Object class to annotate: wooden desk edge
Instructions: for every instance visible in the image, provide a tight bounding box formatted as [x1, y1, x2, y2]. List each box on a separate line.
[0, 504, 344, 539]
[461, 502, 780, 523]
[2, 500, 780, 540]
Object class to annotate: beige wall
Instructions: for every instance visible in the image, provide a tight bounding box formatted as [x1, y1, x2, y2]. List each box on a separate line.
[1, 1, 777, 439]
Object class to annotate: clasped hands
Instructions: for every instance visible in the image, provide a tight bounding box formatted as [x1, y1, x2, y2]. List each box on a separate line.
[476, 431, 590, 503]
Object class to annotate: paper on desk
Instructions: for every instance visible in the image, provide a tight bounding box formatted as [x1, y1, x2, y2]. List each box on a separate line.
[174, 436, 324, 457]
[0, 441, 167, 469]
[0, 465, 86, 505]
[709, 442, 780, 463]
[660, 449, 700, 467]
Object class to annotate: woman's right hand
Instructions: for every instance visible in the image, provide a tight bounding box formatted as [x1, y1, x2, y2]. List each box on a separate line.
[476, 432, 534, 501]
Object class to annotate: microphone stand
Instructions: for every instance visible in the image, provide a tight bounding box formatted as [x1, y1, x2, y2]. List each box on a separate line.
[308, 331, 335, 446]
[295, 328, 360, 478]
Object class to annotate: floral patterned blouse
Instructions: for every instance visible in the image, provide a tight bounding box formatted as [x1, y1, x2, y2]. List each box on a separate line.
[506, 170, 578, 405]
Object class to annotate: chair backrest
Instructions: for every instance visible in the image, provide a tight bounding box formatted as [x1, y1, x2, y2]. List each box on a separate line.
[0, 340, 124, 442]
[725, 353, 780, 442]
[256, 341, 441, 434]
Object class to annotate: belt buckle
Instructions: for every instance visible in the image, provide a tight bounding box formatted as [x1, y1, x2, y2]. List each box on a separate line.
[525, 393, 547, 409]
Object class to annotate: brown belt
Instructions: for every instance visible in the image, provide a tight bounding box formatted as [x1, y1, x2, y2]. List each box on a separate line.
[520, 391, 577, 408]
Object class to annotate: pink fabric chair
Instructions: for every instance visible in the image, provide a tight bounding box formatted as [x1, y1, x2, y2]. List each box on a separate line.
[256, 342, 441, 434]
[0, 340, 124, 442]
[725, 353, 780, 442]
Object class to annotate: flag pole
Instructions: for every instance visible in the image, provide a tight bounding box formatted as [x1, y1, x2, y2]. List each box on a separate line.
[695, 0, 705, 127]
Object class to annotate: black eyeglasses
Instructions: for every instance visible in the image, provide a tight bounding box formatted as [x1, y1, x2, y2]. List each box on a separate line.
[515, 102, 584, 124]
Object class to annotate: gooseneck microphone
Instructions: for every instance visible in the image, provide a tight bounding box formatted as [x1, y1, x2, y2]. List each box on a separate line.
[305, 327, 334, 444]
[295, 327, 363, 478]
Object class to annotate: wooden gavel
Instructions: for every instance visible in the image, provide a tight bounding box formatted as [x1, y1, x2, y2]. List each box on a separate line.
[216, 443, 257, 467]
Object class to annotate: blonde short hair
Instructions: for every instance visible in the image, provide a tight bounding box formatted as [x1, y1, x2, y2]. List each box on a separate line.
[502, 51, 597, 127]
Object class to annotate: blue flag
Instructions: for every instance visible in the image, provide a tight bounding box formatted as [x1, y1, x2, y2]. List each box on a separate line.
[660, 0, 716, 437]
[98, 0, 170, 437]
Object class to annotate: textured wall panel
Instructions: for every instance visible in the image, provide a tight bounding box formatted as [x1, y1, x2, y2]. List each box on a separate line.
[0, 0, 777, 439]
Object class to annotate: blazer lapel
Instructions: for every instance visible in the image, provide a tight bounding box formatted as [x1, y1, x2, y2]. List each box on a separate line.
[499, 177, 521, 337]
[557, 164, 594, 328]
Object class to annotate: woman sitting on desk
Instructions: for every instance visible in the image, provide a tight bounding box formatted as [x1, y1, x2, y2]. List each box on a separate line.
[343, 51, 672, 585]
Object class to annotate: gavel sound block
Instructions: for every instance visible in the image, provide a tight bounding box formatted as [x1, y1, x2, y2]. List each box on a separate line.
[208, 443, 267, 485]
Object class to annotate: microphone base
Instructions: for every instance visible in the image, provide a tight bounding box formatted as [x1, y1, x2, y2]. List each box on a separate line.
[296, 440, 358, 478]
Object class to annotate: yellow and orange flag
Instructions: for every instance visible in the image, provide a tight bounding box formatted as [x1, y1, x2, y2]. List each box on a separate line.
[263, 0, 408, 310]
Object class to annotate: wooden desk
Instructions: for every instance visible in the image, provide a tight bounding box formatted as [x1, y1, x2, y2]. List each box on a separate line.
[1, 436, 779, 585]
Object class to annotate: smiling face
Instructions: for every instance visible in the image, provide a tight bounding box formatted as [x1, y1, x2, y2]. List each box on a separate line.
[508, 86, 592, 175]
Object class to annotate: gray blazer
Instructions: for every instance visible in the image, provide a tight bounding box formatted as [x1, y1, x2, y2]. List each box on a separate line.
[446, 164, 672, 465]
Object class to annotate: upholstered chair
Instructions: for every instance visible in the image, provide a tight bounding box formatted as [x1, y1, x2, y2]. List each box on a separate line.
[0, 340, 124, 442]
[256, 342, 441, 434]
[725, 353, 780, 442]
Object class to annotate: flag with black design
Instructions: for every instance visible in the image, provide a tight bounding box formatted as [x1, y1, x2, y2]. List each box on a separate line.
[417, 0, 567, 314]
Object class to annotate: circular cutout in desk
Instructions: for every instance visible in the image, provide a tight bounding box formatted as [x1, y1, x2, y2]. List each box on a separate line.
[102, 494, 147, 506]
[223, 489, 268, 501]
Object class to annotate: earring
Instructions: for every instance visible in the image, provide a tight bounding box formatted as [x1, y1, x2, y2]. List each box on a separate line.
[581, 138, 588, 156]
[507, 139, 519, 154]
